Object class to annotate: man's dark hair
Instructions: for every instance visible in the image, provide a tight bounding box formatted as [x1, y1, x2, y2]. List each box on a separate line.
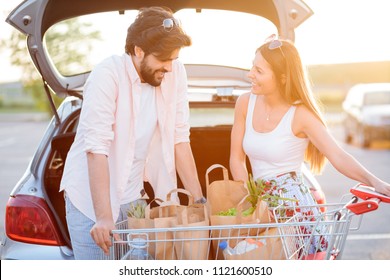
[125, 6, 191, 60]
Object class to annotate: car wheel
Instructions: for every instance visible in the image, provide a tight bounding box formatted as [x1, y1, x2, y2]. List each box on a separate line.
[345, 130, 353, 144]
[357, 126, 370, 148]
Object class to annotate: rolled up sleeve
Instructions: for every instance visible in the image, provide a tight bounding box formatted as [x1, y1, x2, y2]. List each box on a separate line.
[174, 62, 191, 144]
[80, 58, 118, 155]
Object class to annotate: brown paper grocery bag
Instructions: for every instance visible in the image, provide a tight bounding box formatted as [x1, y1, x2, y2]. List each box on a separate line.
[210, 195, 272, 259]
[210, 195, 260, 243]
[206, 164, 248, 215]
[148, 188, 211, 260]
[173, 203, 210, 260]
[224, 227, 286, 260]
[259, 227, 286, 260]
[206, 164, 274, 259]
[127, 198, 166, 259]
[146, 189, 193, 260]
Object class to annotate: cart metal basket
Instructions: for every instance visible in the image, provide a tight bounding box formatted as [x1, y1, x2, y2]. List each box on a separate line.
[102, 184, 389, 260]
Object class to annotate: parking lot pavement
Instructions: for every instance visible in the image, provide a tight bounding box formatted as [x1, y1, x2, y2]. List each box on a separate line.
[0, 112, 49, 122]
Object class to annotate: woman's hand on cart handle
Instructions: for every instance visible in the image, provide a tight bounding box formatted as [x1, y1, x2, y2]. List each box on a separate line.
[347, 184, 390, 215]
[350, 183, 390, 203]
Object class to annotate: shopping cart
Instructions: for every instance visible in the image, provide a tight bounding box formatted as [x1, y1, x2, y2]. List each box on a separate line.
[103, 184, 390, 260]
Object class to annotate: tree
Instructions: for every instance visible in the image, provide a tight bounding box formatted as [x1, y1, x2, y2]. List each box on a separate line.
[1, 18, 101, 112]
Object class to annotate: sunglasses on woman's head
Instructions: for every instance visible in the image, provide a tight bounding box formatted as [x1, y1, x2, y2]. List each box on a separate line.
[161, 18, 181, 32]
[265, 34, 285, 58]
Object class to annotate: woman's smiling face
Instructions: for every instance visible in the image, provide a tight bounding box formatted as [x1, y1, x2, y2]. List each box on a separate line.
[247, 51, 279, 96]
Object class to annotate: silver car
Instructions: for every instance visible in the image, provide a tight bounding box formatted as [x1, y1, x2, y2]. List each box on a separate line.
[1, 0, 320, 259]
[343, 83, 390, 147]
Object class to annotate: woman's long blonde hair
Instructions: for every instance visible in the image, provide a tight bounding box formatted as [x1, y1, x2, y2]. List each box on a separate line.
[258, 38, 327, 174]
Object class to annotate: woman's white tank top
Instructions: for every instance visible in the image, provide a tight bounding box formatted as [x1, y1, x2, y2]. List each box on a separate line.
[242, 93, 309, 180]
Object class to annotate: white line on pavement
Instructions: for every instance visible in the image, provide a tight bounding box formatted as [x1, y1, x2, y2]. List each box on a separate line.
[347, 233, 390, 240]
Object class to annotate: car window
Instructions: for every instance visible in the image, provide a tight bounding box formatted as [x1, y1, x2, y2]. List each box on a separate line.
[44, 9, 276, 128]
[44, 9, 277, 77]
[363, 91, 390, 105]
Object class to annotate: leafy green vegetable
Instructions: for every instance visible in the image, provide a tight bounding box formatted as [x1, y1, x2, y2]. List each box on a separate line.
[217, 174, 299, 218]
[241, 206, 255, 217]
[127, 201, 146, 219]
[217, 207, 237, 216]
[243, 174, 298, 213]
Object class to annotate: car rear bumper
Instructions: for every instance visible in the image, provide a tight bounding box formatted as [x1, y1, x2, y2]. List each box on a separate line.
[365, 124, 390, 140]
[0, 237, 74, 260]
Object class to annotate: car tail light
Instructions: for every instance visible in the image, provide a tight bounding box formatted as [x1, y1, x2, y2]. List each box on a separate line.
[5, 194, 66, 246]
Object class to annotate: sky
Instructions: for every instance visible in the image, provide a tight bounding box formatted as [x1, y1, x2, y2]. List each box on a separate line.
[1, 0, 390, 83]
[295, 0, 390, 65]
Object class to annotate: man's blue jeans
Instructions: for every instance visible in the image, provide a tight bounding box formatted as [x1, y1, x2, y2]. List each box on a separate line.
[65, 194, 146, 260]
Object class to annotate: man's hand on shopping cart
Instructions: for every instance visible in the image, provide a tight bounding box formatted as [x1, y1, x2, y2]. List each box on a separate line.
[90, 218, 120, 255]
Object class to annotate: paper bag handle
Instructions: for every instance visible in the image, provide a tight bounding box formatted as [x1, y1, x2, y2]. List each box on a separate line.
[158, 189, 194, 218]
[165, 188, 194, 205]
[144, 197, 164, 218]
[205, 164, 230, 188]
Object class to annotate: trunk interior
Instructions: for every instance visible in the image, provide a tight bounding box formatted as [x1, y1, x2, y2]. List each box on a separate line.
[43, 109, 247, 249]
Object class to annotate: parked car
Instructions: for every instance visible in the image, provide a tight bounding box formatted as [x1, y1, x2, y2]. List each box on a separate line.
[1, 0, 322, 260]
[342, 83, 390, 148]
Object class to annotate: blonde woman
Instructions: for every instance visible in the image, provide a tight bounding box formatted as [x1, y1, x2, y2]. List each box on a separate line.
[229, 35, 390, 253]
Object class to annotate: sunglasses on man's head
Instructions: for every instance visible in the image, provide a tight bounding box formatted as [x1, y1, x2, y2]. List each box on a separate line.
[161, 18, 181, 32]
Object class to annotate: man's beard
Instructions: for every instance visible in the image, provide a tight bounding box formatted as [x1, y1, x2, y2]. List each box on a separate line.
[140, 59, 166, 87]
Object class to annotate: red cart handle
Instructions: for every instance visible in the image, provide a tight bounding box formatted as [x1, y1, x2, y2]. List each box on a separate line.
[347, 184, 390, 215]
[350, 184, 390, 202]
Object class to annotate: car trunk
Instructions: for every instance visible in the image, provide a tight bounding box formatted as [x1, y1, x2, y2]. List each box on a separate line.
[43, 106, 250, 247]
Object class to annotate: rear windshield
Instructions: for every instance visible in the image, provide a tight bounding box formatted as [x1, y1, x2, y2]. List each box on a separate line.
[364, 91, 390, 105]
[44, 9, 277, 77]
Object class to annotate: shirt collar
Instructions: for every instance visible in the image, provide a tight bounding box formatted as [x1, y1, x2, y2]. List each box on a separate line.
[123, 53, 142, 85]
